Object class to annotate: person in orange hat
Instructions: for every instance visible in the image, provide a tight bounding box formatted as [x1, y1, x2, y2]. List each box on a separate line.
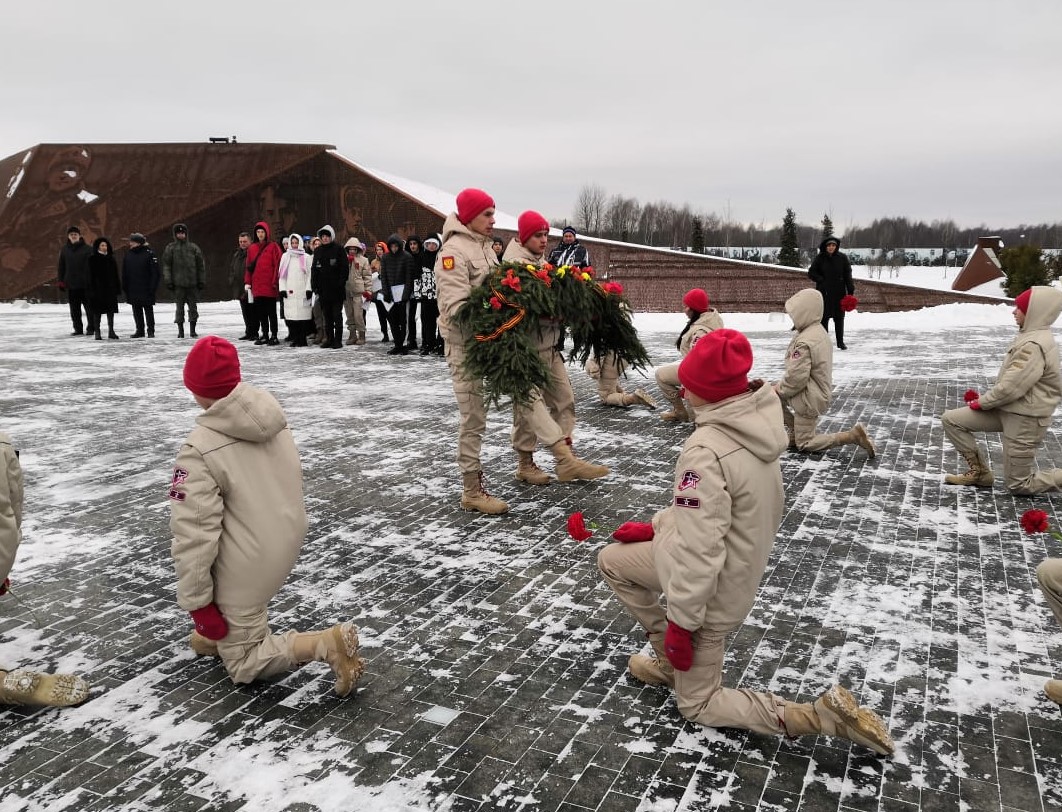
[168, 337, 363, 695]
[597, 329, 894, 756]
[655, 288, 723, 423]
[941, 285, 1062, 492]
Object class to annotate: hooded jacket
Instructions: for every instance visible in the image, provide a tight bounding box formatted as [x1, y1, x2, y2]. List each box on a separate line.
[244, 221, 283, 299]
[979, 285, 1062, 416]
[344, 240, 373, 296]
[162, 225, 207, 290]
[0, 433, 23, 586]
[501, 239, 544, 265]
[278, 234, 313, 321]
[776, 288, 832, 417]
[436, 213, 499, 331]
[169, 383, 307, 612]
[807, 237, 854, 315]
[379, 234, 417, 301]
[122, 242, 161, 306]
[87, 237, 122, 314]
[309, 226, 349, 302]
[677, 309, 724, 356]
[653, 384, 787, 633]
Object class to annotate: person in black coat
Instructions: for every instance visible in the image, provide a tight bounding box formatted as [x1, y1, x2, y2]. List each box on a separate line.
[807, 236, 855, 350]
[122, 233, 161, 338]
[379, 234, 416, 355]
[309, 225, 349, 349]
[57, 225, 94, 336]
[87, 237, 122, 340]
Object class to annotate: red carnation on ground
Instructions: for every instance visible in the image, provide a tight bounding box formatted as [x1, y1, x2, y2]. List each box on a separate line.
[1020, 509, 1051, 535]
[566, 512, 594, 541]
[840, 295, 858, 312]
[963, 389, 980, 403]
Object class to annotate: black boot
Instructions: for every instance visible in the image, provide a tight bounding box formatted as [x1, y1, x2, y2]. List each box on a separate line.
[190, 320, 198, 338]
[94, 327, 102, 340]
[177, 323, 185, 338]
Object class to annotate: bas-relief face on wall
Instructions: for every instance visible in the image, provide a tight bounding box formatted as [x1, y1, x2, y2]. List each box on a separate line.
[256, 185, 299, 240]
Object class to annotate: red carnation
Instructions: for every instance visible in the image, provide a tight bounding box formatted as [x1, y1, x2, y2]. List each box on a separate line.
[501, 271, 521, 292]
[566, 512, 593, 541]
[840, 295, 858, 312]
[603, 281, 624, 295]
[489, 296, 502, 310]
[1020, 509, 1051, 535]
[963, 389, 979, 403]
[583, 266, 595, 277]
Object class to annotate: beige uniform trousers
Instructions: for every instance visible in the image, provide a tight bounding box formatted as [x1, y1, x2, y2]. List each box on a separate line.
[216, 603, 298, 684]
[344, 292, 366, 340]
[511, 324, 576, 453]
[778, 398, 844, 453]
[941, 406, 1062, 494]
[655, 362, 681, 404]
[1038, 559, 1062, 628]
[441, 325, 488, 475]
[598, 540, 787, 736]
[594, 358, 628, 406]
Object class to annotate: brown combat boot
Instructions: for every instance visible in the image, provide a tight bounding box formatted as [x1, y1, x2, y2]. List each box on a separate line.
[944, 452, 994, 487]
[551, 441, 609, 482]
[660, 398, 690, 423]
[784, 685, 894, 755]
[461, 472, 509, 514]
[189, 630, 219, 657]
[628, 632, 674, 687]
[1045, 679, 1062, 704]
[0, 669, 90, 707]
[290, 621, 364, 697]
[515, 451, 551, 485]
[850, 424, 877, 458]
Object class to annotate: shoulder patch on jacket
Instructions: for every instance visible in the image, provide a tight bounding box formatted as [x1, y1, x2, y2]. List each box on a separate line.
[678, 470, 700, 491]
[441, 256, 455, 271]
[674, 495, 700, 508]
[791, 349, 802, 359]
[169, 467, 188, 501]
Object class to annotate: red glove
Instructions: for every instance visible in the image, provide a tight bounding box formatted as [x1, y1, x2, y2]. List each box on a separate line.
[190, 603, 228, 640]
[664, 620, 693, 671]
[0, 577, 9, 596]
[362, 291, 372, 301]
[969, 400, 982, 411]
[963, 389, 979, 403]
[612, 521, 654, 543]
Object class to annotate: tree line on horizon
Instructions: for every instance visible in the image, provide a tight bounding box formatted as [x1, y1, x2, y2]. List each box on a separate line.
[560, 183, 1062, 253]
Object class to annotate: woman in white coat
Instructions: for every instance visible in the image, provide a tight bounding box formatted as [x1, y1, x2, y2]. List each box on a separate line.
[278, 234, 314, 347]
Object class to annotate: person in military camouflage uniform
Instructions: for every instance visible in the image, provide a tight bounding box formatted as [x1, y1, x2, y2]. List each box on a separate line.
[162, 223, 207, 338]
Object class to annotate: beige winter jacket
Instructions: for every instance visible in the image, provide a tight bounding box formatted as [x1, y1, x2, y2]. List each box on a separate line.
[346, 255, 372, 295]
[0, 433, 23, 585]
[653, 385, 788, 634]
[501, 239, 543, 265]
[776, 288, 833, 418]
[169, 383, 307, 612]
[979, 285, 1062, 417]
[679, 309, 724, 356]
[436, 213, 499, 331]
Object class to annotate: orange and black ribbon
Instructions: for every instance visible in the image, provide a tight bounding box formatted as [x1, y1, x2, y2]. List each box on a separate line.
[475, 283, 526, 342]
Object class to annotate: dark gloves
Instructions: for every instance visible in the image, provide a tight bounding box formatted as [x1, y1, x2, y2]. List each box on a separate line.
[612, 521, 654, 543]
[0, 577, 9, 596]
[279, 291, 287, 299]
[305, 290, 313, 301]
[190, 603, 228, 640]
[664, 620, 693, 671]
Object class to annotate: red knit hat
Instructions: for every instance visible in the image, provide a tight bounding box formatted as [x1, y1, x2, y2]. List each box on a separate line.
[183, 336, 241, 400]
[456, 188, 495, 225]
[518, 211, 549, 244]
[1015, 288, 1032, 313]
[683, 288, 709, 314]
[678, 328, 753, 403]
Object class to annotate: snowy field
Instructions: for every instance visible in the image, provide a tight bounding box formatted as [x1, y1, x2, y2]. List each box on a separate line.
[0, 297, 1060, 812]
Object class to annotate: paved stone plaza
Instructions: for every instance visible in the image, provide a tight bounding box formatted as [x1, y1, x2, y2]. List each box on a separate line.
[0, 302, 1060, 812]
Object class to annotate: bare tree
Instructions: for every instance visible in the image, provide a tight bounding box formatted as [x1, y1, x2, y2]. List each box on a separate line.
[574, 183, 607, 235]
[604, 195, 641, 242]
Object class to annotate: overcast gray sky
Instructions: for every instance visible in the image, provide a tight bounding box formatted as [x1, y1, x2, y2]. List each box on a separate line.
[3, 0, 1059, 231]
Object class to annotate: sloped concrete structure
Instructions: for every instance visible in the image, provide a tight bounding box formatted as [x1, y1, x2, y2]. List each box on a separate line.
[0, 142, 1004, 311]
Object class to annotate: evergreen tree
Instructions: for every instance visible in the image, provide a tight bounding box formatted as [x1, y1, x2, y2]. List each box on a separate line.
[821, 213, 835, 241]
[778, 208, 800, 267]
[690, 216, 705, 254]
[1000, 245, 1048, 297]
